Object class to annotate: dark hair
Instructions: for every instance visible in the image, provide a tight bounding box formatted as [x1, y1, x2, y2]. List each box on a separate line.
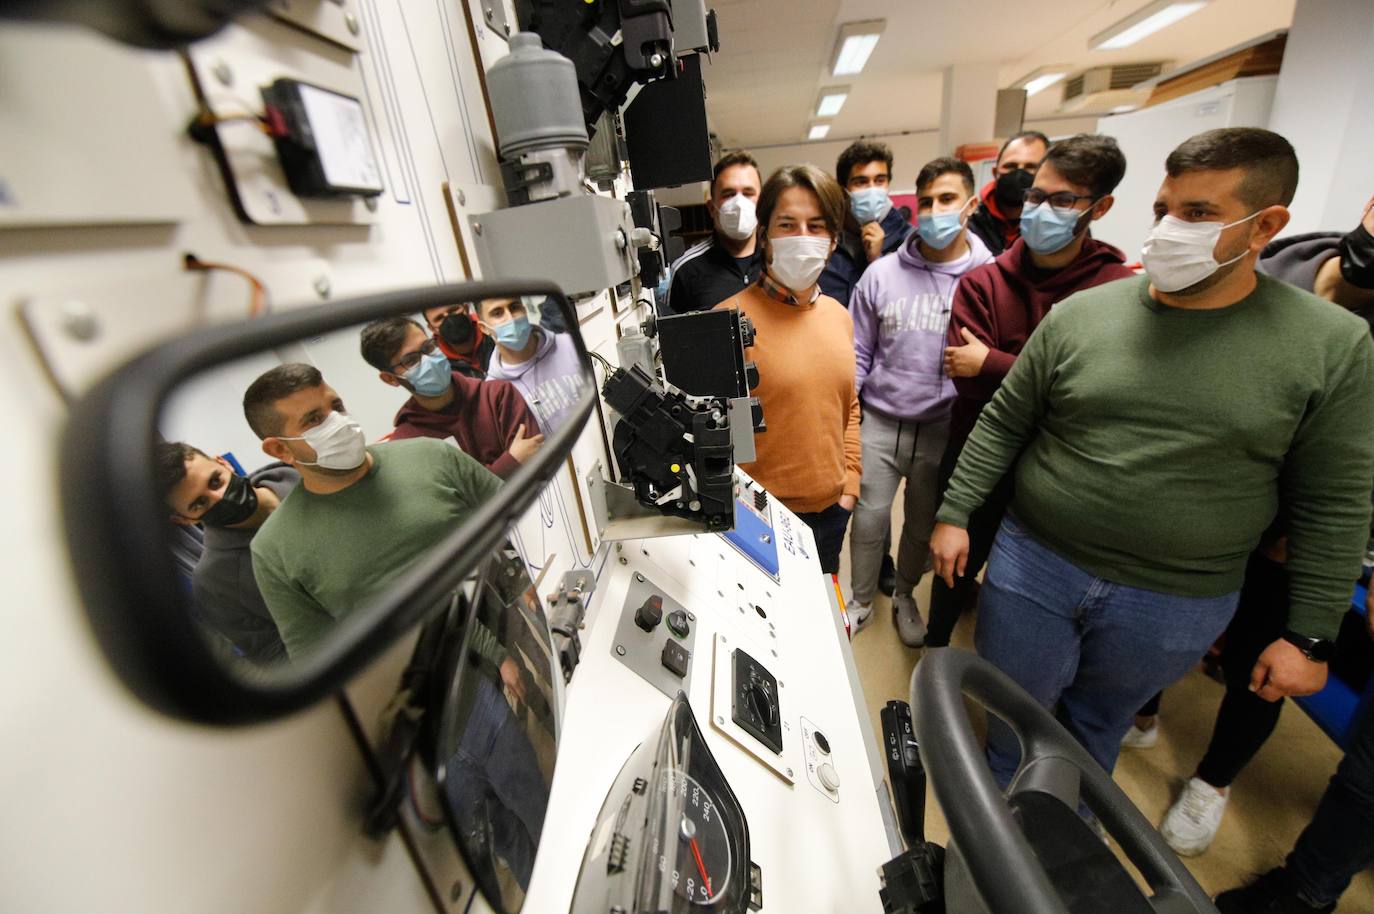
[360, 316, 422, 372]
[243, 363, 324, 439]
[836, 140, 893, 187]
[915, 156, 976, 196]
[756, 164, 847, 243]
[1165, 127, 1299, 208]
[155, 441, 207, 500]
[996, 130, 1050, 165]
[711, 151, 761, 196]
[1041, 134, 1127, 199]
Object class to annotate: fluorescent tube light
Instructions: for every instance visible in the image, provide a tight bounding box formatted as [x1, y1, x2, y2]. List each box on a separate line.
[808, 124, 831, 140]
[1090, 0, 1209, 51]
[831, 20, 885, 76]
[816, 89, 849, 118]
[1023, 72, 1068, 96]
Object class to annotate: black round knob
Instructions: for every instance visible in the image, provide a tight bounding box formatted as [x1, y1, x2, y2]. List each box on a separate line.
[635, 596, 664, 632]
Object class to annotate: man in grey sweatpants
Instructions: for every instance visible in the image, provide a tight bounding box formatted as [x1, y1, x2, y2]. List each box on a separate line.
[848, 157, 995, 644]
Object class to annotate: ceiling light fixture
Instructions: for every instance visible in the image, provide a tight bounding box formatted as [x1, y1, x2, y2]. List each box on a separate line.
[831, 20, 885, 76]
[816, 88, 849, 118]
[1013, 65, 1073, 97]
[808, 124, 831, 141]
[1090, 0, 1209, 51]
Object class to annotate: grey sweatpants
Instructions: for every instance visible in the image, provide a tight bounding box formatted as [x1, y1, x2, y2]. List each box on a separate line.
[849, 410, 949, 604]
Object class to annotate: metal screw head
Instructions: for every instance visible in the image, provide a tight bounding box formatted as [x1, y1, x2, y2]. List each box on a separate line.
[345, 11, 360, 34]
[484, 6, 494, 21]
[363, 195, 378, 212]
[212, 60, 233, 86]
[457, 189, 467, 206]
[716, 716, 725, 725]
[634, 573, 645, 582]
[786, 768, 794, 778]
[619, 557, 628, 565]
[59, 300, 100, 342]
[649, 52, 665, 68]
[761, 534, 771, 544]
[472, 221, 482, 236]
[449, 880, 464, 902]
[615, 645, 627, 656]
[313, 275, 332, 299]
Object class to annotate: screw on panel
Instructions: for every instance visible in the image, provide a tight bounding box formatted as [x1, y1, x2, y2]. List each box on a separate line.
[619, 557, 628, 565]
[634, 573, 645, 583]
[457, 189, 467, 206]
[450, 880, 464, 903]
[313, 275, 332, 299]
[345, 11, 360, 34]
[212, 60, 233, 87]
[59, 301, 100, 342]
[716, 716, 724, 725]
[786, 768, 794, 778]
[649, 52, 664, 68]
[615, 645, 626, 656]
[686, 612, 696, 621]
[473, 222, 483, 236]
[363, 196, 378, 212]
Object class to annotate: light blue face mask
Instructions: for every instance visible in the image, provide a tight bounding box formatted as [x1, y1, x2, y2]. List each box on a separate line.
[916, 204, 970, 251]
[405, 348, 452, 397]
[492, 314, 533, 350]
[850, 186, 892, 225]
[1020, 201, 1091, 255]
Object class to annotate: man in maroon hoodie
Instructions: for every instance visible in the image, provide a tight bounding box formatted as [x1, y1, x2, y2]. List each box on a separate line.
[925, 134, 1135, 646]
[360, 316, 543, 479]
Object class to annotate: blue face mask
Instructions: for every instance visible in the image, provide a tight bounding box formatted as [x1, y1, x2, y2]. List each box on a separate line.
[1020, 202, 1091, 254]
[492, 314, 533, 350]
[916, 206, 969, 251]
[405, 348, 452, 398]
[850, 186, 892, 225]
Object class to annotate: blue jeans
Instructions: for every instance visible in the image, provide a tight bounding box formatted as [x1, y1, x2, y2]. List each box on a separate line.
[1286, 693, 1374, 906]
[976, 515, 1239, 784]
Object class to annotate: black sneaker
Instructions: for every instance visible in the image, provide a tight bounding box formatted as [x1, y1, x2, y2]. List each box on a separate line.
[878, 554, 896, 597]
[1214, 868, 1334, 914]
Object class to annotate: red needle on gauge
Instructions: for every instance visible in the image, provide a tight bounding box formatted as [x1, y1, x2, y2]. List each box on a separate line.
[689, 836, 713, 895]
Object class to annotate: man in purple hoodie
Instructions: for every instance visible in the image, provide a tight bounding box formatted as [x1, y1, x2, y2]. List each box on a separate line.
[360, 317, 543, 479]
[478, 296, 591, 437]
[848, 157, 994, 645]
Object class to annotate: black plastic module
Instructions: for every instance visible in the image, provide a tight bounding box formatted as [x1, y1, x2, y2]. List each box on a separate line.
[731, 648, 782, 754]
[259, 78, 383, 199]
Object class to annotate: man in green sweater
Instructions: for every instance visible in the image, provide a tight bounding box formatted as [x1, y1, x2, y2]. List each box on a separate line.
[242, 363, 503, 659]
[930, 128, 1374, 784]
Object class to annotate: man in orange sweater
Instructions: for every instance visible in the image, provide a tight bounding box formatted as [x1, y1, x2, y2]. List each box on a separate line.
[717, 164, 861, 574]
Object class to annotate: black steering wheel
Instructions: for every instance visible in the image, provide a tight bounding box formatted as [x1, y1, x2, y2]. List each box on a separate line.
[911, 648, 1218, 914]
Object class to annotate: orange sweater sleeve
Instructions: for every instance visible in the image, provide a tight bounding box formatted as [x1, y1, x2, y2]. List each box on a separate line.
[843, 387, 861, 499]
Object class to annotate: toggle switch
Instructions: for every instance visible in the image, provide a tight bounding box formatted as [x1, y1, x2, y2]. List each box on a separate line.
[635, 595, 664, 632]
[666, 609, 690, 638]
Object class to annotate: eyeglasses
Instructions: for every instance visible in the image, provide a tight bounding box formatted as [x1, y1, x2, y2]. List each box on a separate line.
[391, 337, 440, 374]
[1023, 188, 1098, 209]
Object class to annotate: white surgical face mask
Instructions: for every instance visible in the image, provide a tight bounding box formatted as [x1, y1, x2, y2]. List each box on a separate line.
[1141, 211, 1261, 293]
[280, 411, 368, 471]
[716, 194, 757, 241]
[767, 234, 831, 293]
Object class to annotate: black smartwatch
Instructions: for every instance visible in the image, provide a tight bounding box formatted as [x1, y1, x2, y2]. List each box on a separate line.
[1281, 630, 1336, 663]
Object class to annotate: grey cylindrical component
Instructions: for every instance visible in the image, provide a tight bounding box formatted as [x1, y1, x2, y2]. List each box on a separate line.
[488, 32, 589, 159]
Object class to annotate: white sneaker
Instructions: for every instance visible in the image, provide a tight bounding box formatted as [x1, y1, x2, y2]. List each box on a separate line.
[1160, 777, 1228, 856]
[848, 600, 874, 633]
[1121, 722, 1159, 749]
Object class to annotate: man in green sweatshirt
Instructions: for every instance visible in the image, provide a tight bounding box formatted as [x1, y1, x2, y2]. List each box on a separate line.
[930, 128, 1374, 784]
[242, 363, 503, 660]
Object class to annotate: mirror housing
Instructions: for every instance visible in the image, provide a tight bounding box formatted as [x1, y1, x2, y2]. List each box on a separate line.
[59, 281, 592, 724]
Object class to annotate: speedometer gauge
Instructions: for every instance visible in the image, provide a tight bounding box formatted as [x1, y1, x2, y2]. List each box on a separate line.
[571, 693, 753, 914]
[658, 771, 732, 906]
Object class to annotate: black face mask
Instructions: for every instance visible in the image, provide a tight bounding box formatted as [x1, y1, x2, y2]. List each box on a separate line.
[438, 312, 476, 348]
[1339, 223, 1374, 290]
[198, 473, 259, 527]
[994, 168, 1035, 210]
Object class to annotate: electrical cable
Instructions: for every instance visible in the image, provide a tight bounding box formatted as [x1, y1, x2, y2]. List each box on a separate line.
[183, 252, 269, 318]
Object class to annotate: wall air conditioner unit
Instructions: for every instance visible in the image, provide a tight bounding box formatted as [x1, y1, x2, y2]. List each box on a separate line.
[1060, 61, 1169, 112]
